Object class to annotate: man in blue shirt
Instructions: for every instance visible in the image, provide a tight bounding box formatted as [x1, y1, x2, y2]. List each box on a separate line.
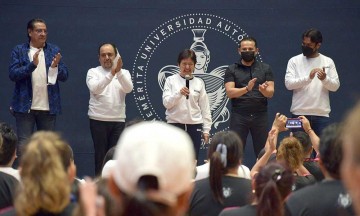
[8, 18, 69, 162]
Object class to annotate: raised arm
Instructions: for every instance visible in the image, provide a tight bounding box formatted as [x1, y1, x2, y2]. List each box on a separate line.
[299, 116, 320, 155]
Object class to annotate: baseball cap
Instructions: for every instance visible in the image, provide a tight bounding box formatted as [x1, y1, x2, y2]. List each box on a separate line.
[113, 121, 195, 205]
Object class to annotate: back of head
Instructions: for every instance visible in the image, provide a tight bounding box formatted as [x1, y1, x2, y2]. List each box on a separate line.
[292, 131, 312, 156]
[112, 121, 195, 216]
[276, 137, 304, 171]
[15, 131, 71, 215]
[255, 162, 294, 216]
[208, 131, 243, 203]
[0, 123, 18, 166]
[319, 123, 342, 179]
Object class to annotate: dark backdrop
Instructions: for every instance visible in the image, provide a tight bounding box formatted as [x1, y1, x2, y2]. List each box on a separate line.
[1, 1, 359, 177]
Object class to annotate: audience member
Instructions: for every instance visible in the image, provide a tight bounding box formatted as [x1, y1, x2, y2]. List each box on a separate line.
[0, 123, 20, 181]
[195, 161, 250, 181]
[220, 162, 294, 216]
[189, 131, 252, 216]
[277, 136, 316, 191]
[286, 123, 354, 215]
[341, 102, 360, 215]
[253, 113, 316, 191]
[0, 172, 18, 211]
[292, 130, 324, 181]
[5, 132, 76, 215]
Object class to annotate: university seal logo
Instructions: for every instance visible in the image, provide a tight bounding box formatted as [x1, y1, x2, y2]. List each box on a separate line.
[132, 13, 262, 141]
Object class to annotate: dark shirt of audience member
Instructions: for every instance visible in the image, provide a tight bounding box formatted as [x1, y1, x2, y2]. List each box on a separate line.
[341, 102, 360, 216]
[286, 123, 355, 216]
[2, 131, 76, 215]
[292, 131, 324, 181]
[257, 148, 276, 163]
[0, 167, 19, 210]
[189, 131, 252, 216]
[277, 136, 316, 191]
[0, 123, 20, 181]
[220, 162, 294, 216]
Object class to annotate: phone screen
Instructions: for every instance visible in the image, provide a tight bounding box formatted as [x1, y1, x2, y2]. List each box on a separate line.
[286, 118, 302, 128]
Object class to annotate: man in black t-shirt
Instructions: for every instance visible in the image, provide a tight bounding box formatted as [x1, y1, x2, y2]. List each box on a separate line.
[224, 36, 274, 158]
[285, 124, 354, 216]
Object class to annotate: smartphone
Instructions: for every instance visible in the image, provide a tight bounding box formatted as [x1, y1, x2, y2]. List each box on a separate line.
[286, 118, 302, 128]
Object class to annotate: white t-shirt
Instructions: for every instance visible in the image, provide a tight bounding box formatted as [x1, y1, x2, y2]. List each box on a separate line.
[195, 163, 251, 181]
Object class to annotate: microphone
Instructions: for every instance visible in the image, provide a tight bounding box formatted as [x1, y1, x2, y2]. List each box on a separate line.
[185, 75, 191, 99]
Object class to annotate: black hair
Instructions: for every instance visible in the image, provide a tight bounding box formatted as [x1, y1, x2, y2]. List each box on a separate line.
[27, 18, 46, 41]
[98, 43, 118, 56]
[302, 28, 323, 44]
[120, 175, 172, 216]
[319, 123, 342, 179]
[255, 162, 294, 216]
[292, 131, 312, 155]
[208, 131, 243, 204]
[177, 49, 196, 65]
[239, 36, 257, 48]
[0, 123, 18, 165]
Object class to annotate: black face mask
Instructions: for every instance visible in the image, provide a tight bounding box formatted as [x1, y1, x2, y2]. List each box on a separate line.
[302, 45, 315, 57]
[241, 51, 255, 62]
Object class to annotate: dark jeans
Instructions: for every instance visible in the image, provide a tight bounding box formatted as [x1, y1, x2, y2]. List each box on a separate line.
[169, 123, 202, 161]
[90, 119, 125, 176]
[14, 110, 56, 163]
[230, 111, 268, 159]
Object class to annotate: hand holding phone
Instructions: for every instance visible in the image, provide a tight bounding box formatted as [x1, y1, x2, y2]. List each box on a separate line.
[286, 118, 302, 128]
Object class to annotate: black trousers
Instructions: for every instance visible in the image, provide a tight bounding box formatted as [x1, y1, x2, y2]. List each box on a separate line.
[169, 123, 202, 160]
[90, 119, 125, 176]
[229, 111, 268, 158]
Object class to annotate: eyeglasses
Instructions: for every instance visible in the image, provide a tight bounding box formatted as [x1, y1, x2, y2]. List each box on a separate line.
[34, 29, 48, 35]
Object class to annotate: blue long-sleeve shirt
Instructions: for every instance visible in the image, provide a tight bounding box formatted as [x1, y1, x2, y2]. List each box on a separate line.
[9, 42, 68, 114]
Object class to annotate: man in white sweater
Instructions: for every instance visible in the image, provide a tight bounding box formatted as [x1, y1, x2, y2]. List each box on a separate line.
[86, 43, 133, 176]
[285, 28, 340, 138]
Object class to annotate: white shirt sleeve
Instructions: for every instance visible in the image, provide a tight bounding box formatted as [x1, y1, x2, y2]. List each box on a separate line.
[285, 57, 312, 90]
[162, 77, 183, 109]
[116, 69, 133, 93]
[321, 60, 340, 92]
[86, 68, 113, 94]
[198, 81, 212, 134]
